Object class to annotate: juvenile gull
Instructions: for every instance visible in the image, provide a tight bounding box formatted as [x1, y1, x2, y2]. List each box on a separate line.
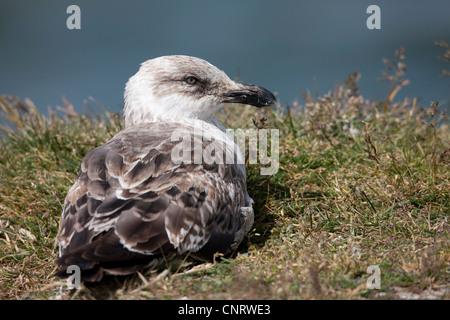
[54, 55, 277, 282]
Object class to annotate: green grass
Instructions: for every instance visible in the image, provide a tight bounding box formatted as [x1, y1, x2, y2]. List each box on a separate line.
[1, 52, 449, 299]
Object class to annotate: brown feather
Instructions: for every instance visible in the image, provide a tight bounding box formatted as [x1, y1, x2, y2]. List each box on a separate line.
[54, 121, 251, 281]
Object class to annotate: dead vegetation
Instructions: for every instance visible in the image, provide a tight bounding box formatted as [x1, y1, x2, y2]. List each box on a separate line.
[0, 47, 449, 299]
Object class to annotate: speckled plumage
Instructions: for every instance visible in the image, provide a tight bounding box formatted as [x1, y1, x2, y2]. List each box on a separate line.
[54, 55, 276, 282]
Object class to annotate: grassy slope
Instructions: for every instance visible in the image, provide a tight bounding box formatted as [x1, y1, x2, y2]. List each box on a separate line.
[0, 68, 449, 300]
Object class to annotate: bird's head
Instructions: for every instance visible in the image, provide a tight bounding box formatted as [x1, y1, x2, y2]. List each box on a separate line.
[124, 55, 277, 126]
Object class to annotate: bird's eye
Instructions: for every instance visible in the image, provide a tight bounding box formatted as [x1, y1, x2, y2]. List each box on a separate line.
[185, 76, 199, 85]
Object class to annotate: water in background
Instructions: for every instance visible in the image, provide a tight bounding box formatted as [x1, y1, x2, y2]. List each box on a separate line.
[1, 0, 449, 116]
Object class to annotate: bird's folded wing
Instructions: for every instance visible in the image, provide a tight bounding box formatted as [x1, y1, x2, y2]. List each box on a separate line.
[57, 122, 247, 266]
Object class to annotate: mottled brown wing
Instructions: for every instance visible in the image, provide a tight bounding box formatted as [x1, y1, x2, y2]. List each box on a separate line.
[54, 122, 249, 281]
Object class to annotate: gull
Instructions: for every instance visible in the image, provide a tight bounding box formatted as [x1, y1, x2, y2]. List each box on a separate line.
[54, 55, 277, 282]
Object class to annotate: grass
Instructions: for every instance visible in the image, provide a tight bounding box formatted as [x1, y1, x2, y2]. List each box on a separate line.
[0, 48, 449, 299]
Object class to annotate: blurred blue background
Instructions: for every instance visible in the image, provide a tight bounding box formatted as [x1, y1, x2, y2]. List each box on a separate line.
[1, 0, 449, 115]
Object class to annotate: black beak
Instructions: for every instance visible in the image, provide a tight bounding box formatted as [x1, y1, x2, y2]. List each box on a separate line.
[222, 83, 277, 107]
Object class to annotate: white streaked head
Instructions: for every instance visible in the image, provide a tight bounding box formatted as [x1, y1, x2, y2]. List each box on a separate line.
[123, 55, 276, 127]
